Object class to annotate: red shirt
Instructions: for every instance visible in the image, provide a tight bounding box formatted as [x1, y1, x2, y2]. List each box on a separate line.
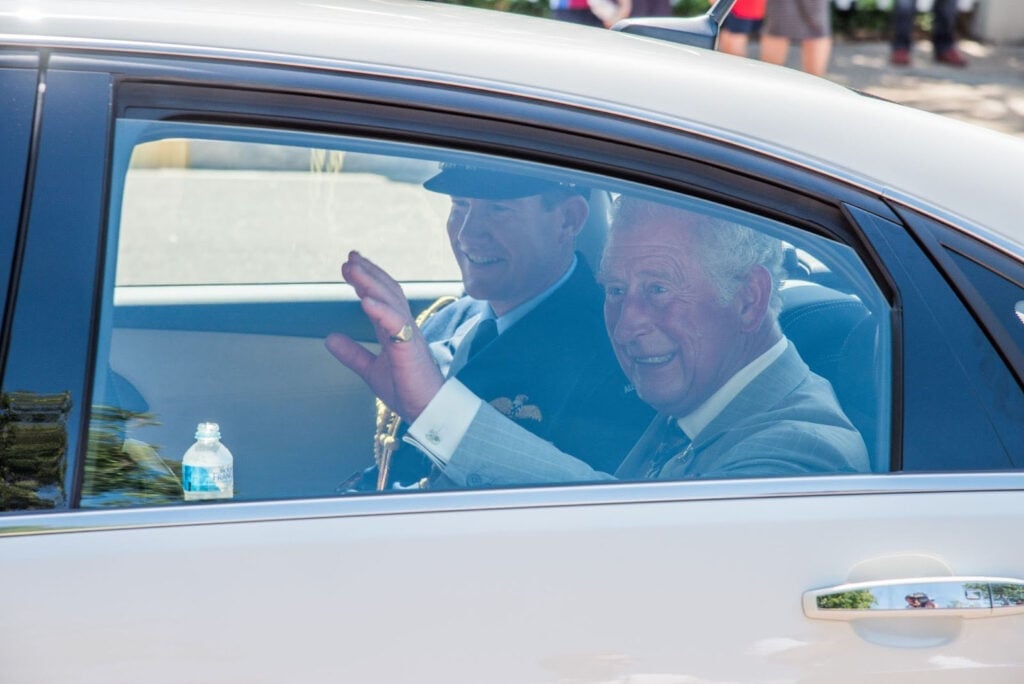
[730, 0, 766, 20]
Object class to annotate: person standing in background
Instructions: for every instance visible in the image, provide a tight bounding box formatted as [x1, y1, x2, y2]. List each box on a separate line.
[548, 0, 604, 28]
[759, 0, 833, 77]
[550, 0, 641, 29]
[891, 0, 967, 67]
[582, 0, 634, 28]
[628, 0, 671, 18]
[715, 0, 766, 57]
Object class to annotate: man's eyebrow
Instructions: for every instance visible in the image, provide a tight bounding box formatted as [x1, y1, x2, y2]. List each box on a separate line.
[597, 266, 679, 283]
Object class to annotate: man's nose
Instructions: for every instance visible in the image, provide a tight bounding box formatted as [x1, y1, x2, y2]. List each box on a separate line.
[456, 203, 489, 242]
[610, 292, 651, 344]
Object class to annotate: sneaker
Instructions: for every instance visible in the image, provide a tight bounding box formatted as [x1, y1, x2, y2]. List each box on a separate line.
[935, 48, 968, 67]
[891, 48, 911, 66]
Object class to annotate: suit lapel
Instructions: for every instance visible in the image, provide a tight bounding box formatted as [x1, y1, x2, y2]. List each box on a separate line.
[618, 343, 809, 480]
[454, 257, 605, 436]
[693, 343, 808, 454]
[457, 256, 602, 384]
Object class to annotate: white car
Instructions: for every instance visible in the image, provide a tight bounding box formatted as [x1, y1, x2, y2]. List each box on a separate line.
[2, 0, 1024, 681]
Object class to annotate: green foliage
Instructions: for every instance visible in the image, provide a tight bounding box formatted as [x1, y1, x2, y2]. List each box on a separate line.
[674, 0, 710, 16]
[81, 405, 182, 507]
[833, 1, 894, 38]
[965, 582, 1024, 607]
[817, 589, 877, 610]
[433, 0, 547, 18]
[0, 391, 71, 511]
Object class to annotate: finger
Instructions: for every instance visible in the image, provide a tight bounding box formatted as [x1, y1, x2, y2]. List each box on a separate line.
[342, 261, 413, 324]
[361, 296, 419, 346]
[324, 332, 378, 380]
[349, 252, 403, 295]
[361, 299, 446, 420]
[344, 251, 406, 303]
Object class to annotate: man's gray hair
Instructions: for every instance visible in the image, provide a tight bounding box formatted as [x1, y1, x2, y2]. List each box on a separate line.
[610, 196, 785, 316]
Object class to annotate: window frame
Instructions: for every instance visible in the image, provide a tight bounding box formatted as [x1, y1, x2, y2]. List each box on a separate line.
[0, 58, 42, 385]
[7, 50, 916, 515]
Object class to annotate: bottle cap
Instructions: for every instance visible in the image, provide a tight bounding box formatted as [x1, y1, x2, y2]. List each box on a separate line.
[195, 422, 221, 440]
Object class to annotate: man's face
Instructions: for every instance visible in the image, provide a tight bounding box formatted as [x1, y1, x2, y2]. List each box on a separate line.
[599, 219, 749, 418]
[446, 194, 574, 316]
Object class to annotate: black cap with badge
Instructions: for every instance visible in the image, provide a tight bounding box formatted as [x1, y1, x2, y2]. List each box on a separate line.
[423, 163, 588, 200]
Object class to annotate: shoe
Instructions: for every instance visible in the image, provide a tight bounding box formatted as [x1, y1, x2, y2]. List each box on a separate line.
[935, 48, 968, 67]
[890, 48, 911, 66]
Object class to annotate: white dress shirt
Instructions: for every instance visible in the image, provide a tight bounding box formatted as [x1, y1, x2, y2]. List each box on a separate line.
[408, 336, 789, 466]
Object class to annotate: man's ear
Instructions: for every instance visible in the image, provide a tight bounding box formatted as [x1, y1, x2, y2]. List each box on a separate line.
[736, 265, 772, 333]
[558, 195, 590, 242]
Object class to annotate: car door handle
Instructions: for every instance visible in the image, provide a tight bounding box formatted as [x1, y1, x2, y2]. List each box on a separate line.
[804, 576, 1024, 620]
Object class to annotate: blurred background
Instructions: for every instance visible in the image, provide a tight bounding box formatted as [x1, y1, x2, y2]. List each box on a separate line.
[432, 0, 1024, 138]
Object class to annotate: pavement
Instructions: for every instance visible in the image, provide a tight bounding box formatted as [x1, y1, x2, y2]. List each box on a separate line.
[765, 38, 1024, 138]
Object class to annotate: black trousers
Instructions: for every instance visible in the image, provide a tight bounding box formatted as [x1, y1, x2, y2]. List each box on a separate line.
[891, 0, 959, 54]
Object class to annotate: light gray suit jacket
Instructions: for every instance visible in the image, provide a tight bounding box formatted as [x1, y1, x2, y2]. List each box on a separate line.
[439, 343, 871, 488]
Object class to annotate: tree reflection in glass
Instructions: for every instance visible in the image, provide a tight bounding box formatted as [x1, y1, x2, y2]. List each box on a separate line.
[816, 589, 876, 610]
[81, 405, 182, 507]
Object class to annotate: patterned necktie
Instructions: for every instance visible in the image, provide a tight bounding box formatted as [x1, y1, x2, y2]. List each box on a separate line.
[466, 317, 498, 361]
[644, 418, 691, 479]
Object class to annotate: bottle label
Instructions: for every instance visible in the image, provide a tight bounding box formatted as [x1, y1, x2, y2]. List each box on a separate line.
[182, 464, 233, 498]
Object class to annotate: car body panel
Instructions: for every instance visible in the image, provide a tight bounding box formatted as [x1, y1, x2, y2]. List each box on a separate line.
[4, 476, 1024, 682]
[1, 0, 1022, 247]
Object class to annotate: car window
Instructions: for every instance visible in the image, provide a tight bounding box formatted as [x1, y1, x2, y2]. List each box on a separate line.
[79, 118, 892, 508]
[115, 134, 457, 286]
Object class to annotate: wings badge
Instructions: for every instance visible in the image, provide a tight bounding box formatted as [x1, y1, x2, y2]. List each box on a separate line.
[490, 394, 542, 422]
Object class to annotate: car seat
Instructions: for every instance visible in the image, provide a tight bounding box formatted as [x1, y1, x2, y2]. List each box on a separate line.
[779, 279, 884, 471]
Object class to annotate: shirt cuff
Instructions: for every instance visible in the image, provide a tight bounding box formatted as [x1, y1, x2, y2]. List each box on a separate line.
[404, 379, 482, 465]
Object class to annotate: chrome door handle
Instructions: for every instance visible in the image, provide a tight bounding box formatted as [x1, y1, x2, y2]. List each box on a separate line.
[804, 577, 1024, 620]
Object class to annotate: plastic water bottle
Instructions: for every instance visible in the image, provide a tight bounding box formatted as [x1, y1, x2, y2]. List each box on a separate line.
[181, 422, 234, 501]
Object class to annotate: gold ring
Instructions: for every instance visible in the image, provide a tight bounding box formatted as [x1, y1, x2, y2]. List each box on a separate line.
[389, 323, 414, 343]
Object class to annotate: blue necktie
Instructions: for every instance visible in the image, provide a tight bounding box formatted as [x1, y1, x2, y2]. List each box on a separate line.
[466, 317, 498, 361]
[645, 419, 691, 479]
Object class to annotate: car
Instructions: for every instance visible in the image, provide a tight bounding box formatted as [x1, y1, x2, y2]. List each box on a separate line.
[2, 0, 1024, 681]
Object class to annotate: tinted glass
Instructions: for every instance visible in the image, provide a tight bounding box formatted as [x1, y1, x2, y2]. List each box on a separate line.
[2, 70, 113, 512]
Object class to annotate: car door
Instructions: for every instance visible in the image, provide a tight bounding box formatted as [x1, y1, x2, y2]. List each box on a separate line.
[2, 50, 1024, 684]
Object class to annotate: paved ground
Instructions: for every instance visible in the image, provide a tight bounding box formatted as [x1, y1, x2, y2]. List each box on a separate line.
[762, 38, 1024, 138]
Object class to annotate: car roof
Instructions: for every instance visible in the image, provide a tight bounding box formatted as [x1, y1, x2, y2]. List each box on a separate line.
[2, 0, 1022, 250]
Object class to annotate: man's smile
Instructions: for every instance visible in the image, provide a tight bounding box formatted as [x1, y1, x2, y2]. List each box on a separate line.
[462, 251, 502, 266]
[629, 352, 675, 366]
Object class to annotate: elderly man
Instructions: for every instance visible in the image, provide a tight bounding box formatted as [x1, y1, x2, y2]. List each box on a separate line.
[329, 195, 869, 488]
[331, 166, 653, 489]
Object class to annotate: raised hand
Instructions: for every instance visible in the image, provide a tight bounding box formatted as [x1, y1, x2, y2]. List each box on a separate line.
[325, 251, 444, 421]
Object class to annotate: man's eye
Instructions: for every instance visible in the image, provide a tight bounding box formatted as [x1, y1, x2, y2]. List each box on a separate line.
[604, 285, 625, 297]
[647, 283, 668, 295]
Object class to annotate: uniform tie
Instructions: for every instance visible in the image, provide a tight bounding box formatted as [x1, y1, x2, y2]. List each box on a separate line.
[645, 418, 691, 479]
[466, 317, 498, 360]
